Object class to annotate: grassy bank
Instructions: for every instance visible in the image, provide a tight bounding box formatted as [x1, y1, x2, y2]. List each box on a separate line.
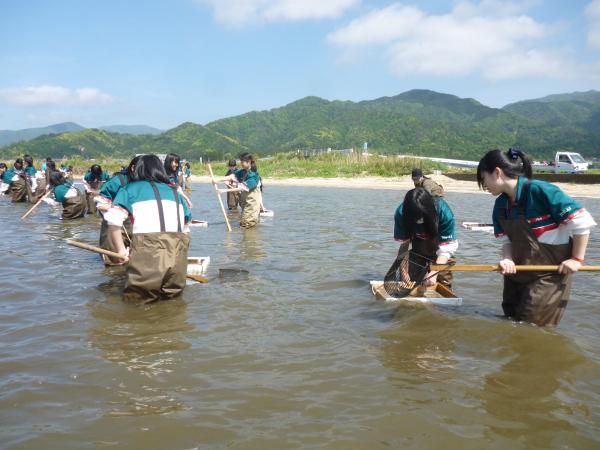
[5, 153, 447, 178]
[190, 153, 446, 178]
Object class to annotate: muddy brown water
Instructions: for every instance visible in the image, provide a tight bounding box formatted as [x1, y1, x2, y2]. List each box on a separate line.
[1, 185, 599, 449]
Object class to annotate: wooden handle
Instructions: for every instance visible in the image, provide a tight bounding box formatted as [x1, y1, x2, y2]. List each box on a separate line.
[66, 239, 123, 259]
[67, 239, 209, 283]
[207, 163, 232, 232]
[21, 189, 52, 219]
[186, 274, 209, 283]
[430, 264, 600, 272]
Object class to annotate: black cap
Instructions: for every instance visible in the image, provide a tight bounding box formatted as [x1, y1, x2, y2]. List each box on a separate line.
[411, 168, 423, 178]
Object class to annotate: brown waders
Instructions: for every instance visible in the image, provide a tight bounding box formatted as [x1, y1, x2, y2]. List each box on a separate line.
[10, 178, 28, 203]
[86, 191, 98, 214]
[99, 217, 133, 265]
[227, 190, 240, 210]
[239, 189, 261, 228]
[25, 177, 47, 203]
[123, 182, 190, 304]
[62, 190, 87, 219]
[499, 182, 572, 326]
[410, 238, 454, 290]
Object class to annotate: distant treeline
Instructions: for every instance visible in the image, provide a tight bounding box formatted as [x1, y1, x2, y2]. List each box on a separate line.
[2, 89, 600, 162]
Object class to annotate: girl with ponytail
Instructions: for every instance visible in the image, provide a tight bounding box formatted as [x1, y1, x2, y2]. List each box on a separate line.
[394, 187, 458, 289]
[477, 147, 596, 326]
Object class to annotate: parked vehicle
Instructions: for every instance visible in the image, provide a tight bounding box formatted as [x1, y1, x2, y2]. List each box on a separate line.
[532, 152, 589, 173]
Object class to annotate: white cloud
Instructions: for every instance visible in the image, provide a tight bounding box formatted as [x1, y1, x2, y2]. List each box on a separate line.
[328, 1, 594, 81]
[197, 0, 359, 26]
[0, 85, 113, 106]
[585, 0, 600, 49]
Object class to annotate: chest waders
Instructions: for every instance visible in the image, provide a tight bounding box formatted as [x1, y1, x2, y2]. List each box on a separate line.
[10, 178, 28, 203]
[61, 186, 87, 219]
[237, 171, 261, 228]
[499, 182, 572, 326]
[410, 237, 454, 290]
[99, 175, 132, 265]
[123, 182, 190, 304]
[29, 177, 47, 203]
[86, 179, 102, 215]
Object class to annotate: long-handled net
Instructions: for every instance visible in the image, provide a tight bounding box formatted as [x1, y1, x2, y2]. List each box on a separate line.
[382, 250, 450, 298]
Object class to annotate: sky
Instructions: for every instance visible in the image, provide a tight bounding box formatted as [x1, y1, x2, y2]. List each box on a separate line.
[0, 0, 599, 130]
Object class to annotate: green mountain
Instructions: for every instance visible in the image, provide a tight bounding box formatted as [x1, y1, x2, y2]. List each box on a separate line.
[2, 89, 600, 161]
[134, 122, 246, 160]
[5, 128, 148, 159]
[0, 122, 85, 146]
[502, 90, 600, 129]
[205, 89, 599, 158]
[99, 124, 163, 135]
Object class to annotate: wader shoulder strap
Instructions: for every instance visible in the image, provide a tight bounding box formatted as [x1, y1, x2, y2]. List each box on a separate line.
[150, 181, 166, 232]
[172, 186, 182, 233]
[518, 181, 531, 218]
[118, 174, 127, 187]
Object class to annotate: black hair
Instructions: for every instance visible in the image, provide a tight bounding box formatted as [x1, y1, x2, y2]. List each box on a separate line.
[49, 170, 65, 187]
[185, 162, 190, 168]
[132, 154, 171, 183]
[127, 155, 142, 175]
[46, 156, 52, 162]
[239, 152, 257, 172]
[90, 164, 103, 176]
[0, 162, 7, 170]
[47, 161, 57, 171]
[402, 188, 439, 244]
[228, 159, 237, 167]
[23, 155, 33, 167]
[14, 158, 23, 170]
[164, 153, 180, 176]
[477, 147, 532, 189]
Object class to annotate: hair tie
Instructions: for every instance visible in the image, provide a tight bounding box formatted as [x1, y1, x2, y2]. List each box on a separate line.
[507, 147, 520, 160]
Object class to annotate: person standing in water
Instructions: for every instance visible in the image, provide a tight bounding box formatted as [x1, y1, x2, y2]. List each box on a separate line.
[48, 170, 87, 219]
[477, 148, 596, 326]
[105, 154, 192, 304]
[3, 158, 28, 202]
[83, 164, 109, 214]
[221, 153, 262, 228]
[394, 187, 458, 289]
[224, 159, 240, 210]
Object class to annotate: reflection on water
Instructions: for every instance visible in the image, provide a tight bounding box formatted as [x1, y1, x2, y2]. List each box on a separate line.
[1, 187, 599, 449]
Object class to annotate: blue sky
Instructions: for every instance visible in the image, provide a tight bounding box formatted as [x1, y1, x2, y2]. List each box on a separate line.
[0, 0, 599, 130]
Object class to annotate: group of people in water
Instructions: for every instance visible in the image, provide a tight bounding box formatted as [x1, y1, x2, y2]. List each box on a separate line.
[1, 151, 264, 304]
[399, 148, 596, 327]
[1, 147, 596, 327]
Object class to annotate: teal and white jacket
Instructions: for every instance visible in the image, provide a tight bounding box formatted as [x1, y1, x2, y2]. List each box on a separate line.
[493, 176, 596, 245]
[394, 197, 458, 258]
[234, 169, 260, 191]
[104, 180, 192, 234]
[52, 182, 79, 204]
[97, 172, 129, 207]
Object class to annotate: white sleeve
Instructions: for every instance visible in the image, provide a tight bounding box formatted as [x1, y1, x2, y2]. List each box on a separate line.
[564, 209, 597, 236]
[104, 206, 128, 227]
[437, 240, 458, 258]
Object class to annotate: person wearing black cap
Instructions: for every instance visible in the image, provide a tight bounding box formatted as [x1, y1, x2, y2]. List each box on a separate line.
[225, 159, 239, 210]
[411, 168, 444, 197]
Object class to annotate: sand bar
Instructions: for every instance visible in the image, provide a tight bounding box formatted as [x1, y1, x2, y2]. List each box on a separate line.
[191, 174, 600, 199]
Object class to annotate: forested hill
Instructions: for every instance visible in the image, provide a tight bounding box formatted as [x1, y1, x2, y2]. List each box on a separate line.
[3, 89, 600, 161]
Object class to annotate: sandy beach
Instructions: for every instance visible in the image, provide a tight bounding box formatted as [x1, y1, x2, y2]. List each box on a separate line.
[191, 174, 600, 199]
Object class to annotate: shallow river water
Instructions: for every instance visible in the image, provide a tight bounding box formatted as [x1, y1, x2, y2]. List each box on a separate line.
[1, 184, 599, 449]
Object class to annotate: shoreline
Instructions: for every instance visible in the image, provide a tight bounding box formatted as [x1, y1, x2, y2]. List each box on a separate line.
[190, 174, 600, 199]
